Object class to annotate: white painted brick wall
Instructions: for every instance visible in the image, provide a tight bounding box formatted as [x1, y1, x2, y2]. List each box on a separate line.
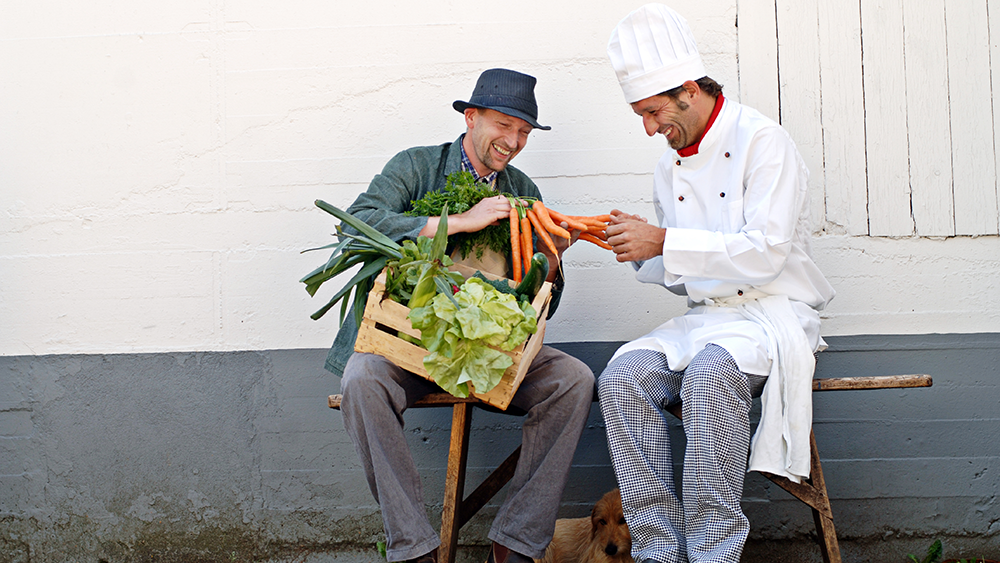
[2, 1, 997, 356]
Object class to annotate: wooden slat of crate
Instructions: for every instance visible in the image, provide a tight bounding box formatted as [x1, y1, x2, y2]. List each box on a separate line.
[354, 264, 551, 410]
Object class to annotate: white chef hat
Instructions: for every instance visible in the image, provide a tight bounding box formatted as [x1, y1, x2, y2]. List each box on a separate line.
[607, 4, 707, 103]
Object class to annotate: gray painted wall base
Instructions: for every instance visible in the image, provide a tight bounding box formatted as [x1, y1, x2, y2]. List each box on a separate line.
[2, 333, 997, 562]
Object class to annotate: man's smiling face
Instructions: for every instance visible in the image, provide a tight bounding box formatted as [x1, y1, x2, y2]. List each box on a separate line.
[463, 108, 532, 175]
[631, 90, 701, 150]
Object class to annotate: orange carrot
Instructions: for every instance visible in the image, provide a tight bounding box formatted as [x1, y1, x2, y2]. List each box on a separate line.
[527, 209, 559, 257]
[579, 232, 613, 250]
[545, 208, 589, 232]
[520, 211, 533, 274]
[532, 200, 570, 240]
[510, 207, 522, 283]
[585, 227, 608, 241]
[569, 215, 610, 229]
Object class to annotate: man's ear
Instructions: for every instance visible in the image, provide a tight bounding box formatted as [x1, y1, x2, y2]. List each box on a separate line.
[681, 80, 700, 100]
[464, 108, 478, 129]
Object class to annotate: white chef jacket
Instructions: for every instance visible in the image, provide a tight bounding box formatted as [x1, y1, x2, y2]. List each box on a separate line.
[612, 96, 835, 377]
[609, 96, 836, 482]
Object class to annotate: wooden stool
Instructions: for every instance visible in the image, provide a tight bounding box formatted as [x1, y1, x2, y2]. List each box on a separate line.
[329, 373, 932, 563]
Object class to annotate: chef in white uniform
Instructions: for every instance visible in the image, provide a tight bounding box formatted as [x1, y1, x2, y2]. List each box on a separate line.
[597, 5, 836, 563]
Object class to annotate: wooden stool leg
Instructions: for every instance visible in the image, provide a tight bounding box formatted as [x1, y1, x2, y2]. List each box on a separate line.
[808, 431, 841, 563]
[440, 403, 473, 563]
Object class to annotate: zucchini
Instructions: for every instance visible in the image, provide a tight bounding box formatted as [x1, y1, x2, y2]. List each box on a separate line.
[515, 252, 548, 302]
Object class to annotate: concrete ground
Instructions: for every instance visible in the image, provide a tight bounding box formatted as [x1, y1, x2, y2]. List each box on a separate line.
[247, 536, 999, 563]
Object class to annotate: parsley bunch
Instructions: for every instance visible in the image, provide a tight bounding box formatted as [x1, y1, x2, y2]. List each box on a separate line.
[406, 171, 512, 260]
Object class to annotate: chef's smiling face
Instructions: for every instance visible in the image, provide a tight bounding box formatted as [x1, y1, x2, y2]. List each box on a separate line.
[631, 89, 702, 151]
[463, 108, 531, 176]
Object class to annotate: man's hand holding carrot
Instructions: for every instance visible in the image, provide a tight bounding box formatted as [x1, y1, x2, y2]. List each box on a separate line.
[605, 209, 664, 263]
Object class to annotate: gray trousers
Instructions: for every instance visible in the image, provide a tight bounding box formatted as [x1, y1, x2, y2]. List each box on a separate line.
[340, 346, 594, 562]
[598, 345, 767, 563]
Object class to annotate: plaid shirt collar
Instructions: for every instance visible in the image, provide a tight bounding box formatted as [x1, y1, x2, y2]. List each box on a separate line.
[459, 135, 498, 188]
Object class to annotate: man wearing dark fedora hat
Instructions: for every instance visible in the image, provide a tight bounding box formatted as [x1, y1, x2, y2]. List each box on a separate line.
[326, 69, 594, 563]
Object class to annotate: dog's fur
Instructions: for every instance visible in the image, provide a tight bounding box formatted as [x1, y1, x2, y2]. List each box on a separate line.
[535, 488, 633, 563]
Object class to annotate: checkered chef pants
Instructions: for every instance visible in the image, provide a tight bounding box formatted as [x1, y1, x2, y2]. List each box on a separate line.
[598, 345, 767, 563]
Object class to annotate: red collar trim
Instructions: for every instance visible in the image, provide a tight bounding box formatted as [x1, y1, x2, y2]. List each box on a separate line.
[677, 93, 724, 158]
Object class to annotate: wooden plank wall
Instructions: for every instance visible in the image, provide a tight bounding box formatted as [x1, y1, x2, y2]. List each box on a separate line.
[739, 0, 1000, 238]
[946, 0, 996, 236]
[905, 0, 953, 236]
[817, 0, 868, 237]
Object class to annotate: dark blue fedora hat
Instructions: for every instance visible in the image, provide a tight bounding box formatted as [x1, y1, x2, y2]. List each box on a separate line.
[453, 68, 551, 130]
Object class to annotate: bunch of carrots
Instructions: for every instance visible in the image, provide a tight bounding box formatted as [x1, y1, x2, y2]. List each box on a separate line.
[506, 197, 614, 283]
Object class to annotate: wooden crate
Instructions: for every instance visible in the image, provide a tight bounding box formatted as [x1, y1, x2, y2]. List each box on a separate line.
[354, 263, 552, 410]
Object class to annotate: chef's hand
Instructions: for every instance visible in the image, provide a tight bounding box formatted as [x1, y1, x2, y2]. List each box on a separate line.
[606, 209, 664, 263]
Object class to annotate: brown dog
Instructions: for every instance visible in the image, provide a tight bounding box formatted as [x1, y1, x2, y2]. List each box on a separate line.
[536, 488, 633, 563]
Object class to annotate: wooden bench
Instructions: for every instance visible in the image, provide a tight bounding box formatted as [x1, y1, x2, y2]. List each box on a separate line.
[329, 373, 932, 563]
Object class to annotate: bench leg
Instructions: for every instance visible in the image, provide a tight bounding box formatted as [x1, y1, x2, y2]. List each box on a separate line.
[440, 403, 473, 563]
[760, 431, 841, 563]
[807, 431, 841, 563]
[813, 510, 840, 563]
